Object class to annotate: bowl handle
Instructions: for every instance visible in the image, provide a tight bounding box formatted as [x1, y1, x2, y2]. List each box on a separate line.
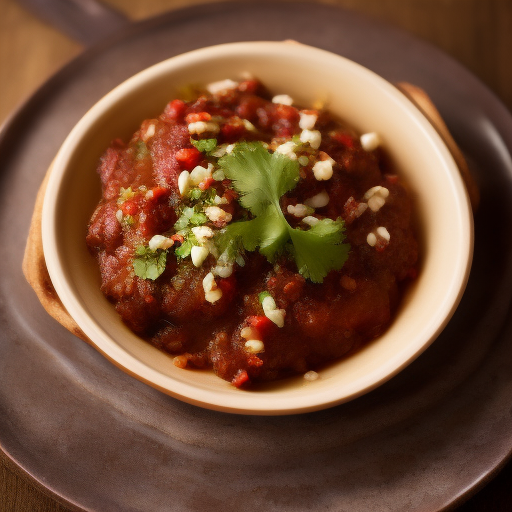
[396, 82, 479, 212]
[22, 164, 89, 343]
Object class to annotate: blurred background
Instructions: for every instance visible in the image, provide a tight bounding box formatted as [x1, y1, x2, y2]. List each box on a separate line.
[1, 0, 511, 127]
[1, 0, 511, 510]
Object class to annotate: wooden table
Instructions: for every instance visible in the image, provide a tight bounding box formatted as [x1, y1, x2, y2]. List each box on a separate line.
[1, 0, 511, 510]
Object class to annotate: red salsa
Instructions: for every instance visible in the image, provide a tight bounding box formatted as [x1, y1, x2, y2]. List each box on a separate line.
[86, 78, 419, 387]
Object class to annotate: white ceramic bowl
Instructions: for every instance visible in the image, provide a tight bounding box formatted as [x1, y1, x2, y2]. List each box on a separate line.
[42, 41, 473, 415]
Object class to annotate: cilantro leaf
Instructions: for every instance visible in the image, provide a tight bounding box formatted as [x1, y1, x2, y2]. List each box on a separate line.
[174, 231, 198, 259]
[133, 245, 167, 280]
[191, 138, 217, 153]
[187, 186, 217, 204]
[174, 206, 208, 231]
[288, 218, 349, 282]
[218, 207, 290, 263]
[188, 188, 203, 200]
[189, 212, 208, 226]
[174, 238, 194, 259]
[216, 142, 349, 283]
[218, 142, 299, 216]
[174, 206, 195, 231]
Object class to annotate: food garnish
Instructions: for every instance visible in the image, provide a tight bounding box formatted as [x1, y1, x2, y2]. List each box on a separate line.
[133, 245, 168, 280]
[216, 142, 349, 283]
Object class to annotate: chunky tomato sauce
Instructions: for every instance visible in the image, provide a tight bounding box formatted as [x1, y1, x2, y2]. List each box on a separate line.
[86, 78, 418, 387]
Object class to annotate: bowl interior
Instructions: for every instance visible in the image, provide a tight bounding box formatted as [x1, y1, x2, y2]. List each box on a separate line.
[42, 42, 473, 415]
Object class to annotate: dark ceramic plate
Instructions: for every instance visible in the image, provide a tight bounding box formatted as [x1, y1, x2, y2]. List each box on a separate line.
[1, 2, 512, 511]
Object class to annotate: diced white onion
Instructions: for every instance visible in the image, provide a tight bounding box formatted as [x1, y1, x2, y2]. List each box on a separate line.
[304, 191, 329, 208]
[364, 186, 389, 200]
[300, 129, 322, 149]
[205, 206, 232, 224]
[364, 186, 389, 212]
[202, 272, 222, 303]
[302, 216, 320, 227]
[376, 226, 391, 241]
[299, 112, 317, 130]
[191, 225, 214, 243]
[360, 132, 381, 151]
[189, 164, 213, 186]
[312, 159, 334, 181]
[142, 123, 155, 141]
[272, 94, 293, 105]
[262, 295, 286, 328]
[275, 141, 297, 160]
[264, 308, 286, 328]
[206, 79, 239, 94]
[188, 121, 219, 135]
[368, 195, 386, 212]
[149, 234, 174, 251]
[178, 171, 190, 196]
[191, 246, 209, 267]
[244, 339, 265, 354]
[287, 203, 313, 218]
[367, 232, 377, 247]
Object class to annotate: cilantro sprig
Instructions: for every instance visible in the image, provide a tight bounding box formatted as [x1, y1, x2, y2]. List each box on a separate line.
[191, 138, 217, 154]
[174, 206, 207, 231]
[133, 245, 167, 280]
[216, 142, 349, 283]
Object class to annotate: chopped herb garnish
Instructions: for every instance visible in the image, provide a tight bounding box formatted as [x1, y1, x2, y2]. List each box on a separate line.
[189, 212, 208, 226]
[186, 187, 218, 204]
[117, 186, 135, 204]
[174, 233, 198, 259]
[122, 214, 135, 228]
[202, 188, 219, 205]
[191, 138, 217, 154]
[135, 140, 149, 160]
[188, 188, 203, 200]
[174, 204, 209, 231]
[174, 206, 196, 231]
[291, 134, 304, 146]
[174, 239, 193, 259]
[216, 142, 349, 283]
[133, 245, 167, 280]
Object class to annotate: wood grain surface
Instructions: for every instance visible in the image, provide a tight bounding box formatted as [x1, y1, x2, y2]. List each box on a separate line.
[1, 0, 511, 510]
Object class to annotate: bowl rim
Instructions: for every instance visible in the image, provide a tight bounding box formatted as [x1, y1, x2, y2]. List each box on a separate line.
[41, 41, 474, 415]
